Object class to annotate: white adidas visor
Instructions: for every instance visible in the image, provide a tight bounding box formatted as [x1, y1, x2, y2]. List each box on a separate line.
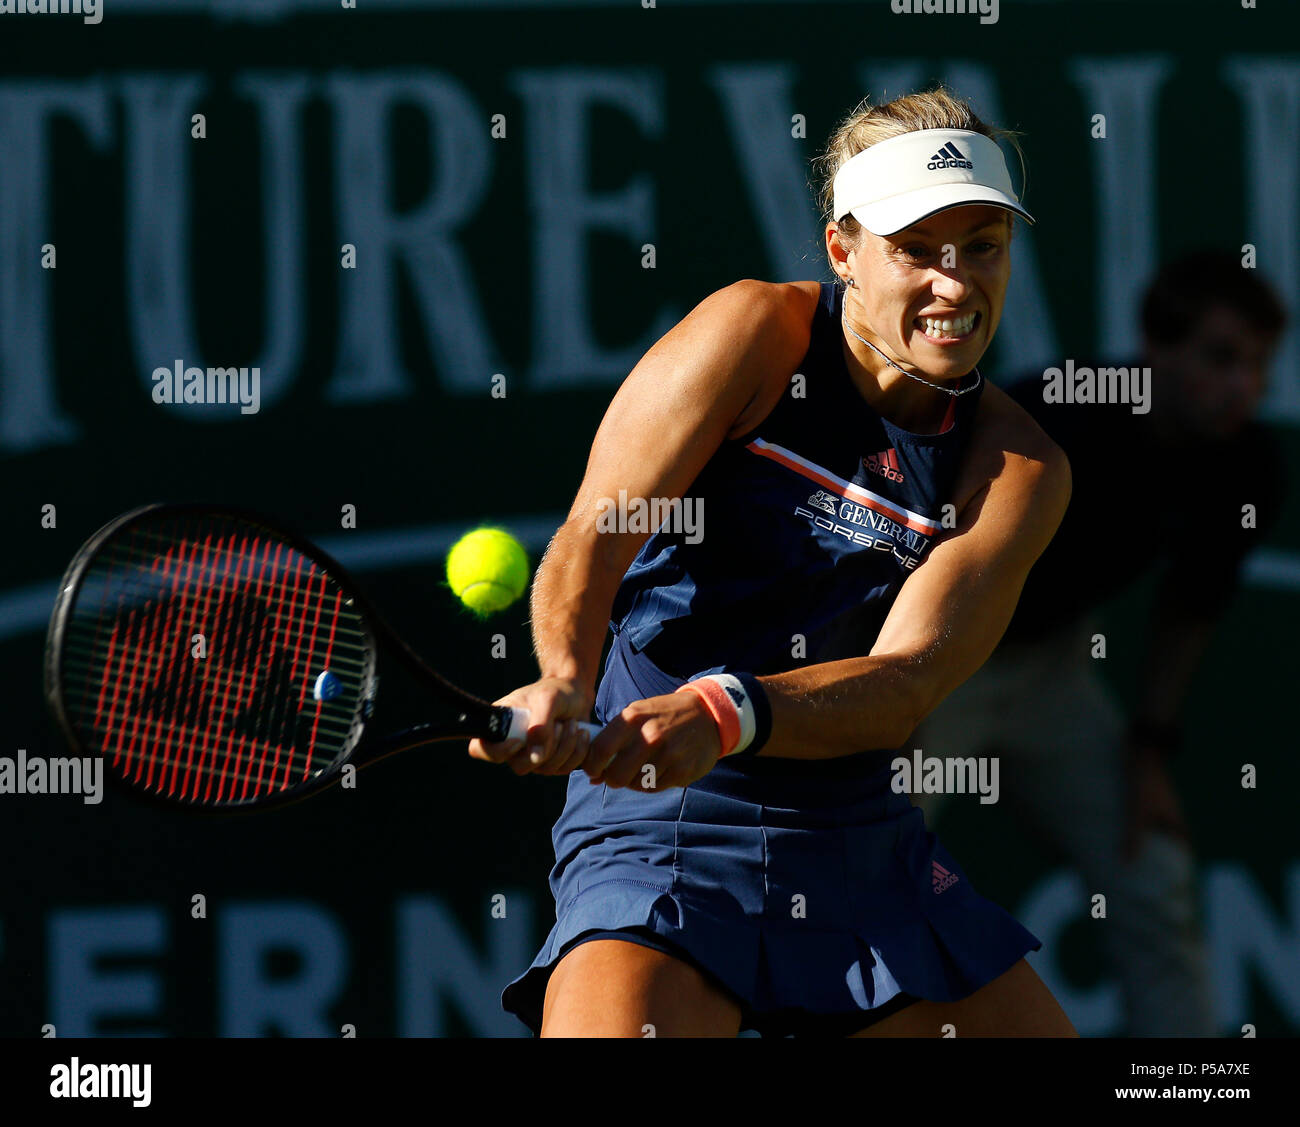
[832, 128, 1034, 237]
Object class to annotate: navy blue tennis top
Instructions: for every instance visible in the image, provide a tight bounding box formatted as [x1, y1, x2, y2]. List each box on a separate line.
[608, 280, 984, 683]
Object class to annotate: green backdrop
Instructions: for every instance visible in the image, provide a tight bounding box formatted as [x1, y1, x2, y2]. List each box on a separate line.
[0, 0, 1296, 1036]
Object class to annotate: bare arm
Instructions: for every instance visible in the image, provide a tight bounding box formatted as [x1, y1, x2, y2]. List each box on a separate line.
[757, 393, 1073, 758]
[469, 279, 814, 768]
[584, 388, 1074, 789]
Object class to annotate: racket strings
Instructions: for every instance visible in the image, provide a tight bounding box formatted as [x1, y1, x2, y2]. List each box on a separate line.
[131, 533, 344, 799]
[93, 526, 292, 800]
[62, 517, 369, 804]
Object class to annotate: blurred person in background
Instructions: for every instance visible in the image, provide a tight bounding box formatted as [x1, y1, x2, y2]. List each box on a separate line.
[910, 250, 1289, 1036]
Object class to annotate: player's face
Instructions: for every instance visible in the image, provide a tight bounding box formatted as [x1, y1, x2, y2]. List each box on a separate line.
[1147, 305, 1275, 439]
[846, 204, 1012, 379]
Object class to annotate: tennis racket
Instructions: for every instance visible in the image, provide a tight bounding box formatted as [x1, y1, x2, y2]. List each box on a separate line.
[44, 503, 600, 811]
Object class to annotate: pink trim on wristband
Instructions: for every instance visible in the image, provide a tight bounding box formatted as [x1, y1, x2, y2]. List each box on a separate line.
[676, 679, 742, 756]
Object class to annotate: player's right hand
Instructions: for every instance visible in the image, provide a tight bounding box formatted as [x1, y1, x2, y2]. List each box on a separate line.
[467, 676, 595, 776]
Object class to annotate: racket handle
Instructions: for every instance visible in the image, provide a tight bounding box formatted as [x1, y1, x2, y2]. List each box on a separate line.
[504, 707, 602, 743]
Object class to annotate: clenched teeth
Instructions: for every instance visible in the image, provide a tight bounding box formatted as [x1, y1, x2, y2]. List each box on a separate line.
[920, 312, 976, 338]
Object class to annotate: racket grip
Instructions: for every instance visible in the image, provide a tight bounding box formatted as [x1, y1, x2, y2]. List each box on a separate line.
[505, 707, 602, 743]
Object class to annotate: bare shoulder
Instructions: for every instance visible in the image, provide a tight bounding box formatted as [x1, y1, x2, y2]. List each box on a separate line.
[951, 379, 1072, 521]
[719, 280, 821, 438]
[698, 278, 818, 341]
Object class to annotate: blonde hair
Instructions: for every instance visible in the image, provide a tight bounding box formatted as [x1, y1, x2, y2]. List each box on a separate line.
[812, 87, 1026, 260]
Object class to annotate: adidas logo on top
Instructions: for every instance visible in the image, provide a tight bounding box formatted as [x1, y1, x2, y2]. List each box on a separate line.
[932, 860, 959, 894]
[928, 141, 973, 171]
[863, 448, 904, 483]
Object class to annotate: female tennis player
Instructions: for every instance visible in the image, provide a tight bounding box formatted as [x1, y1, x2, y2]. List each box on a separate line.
[474, 88, 1077, 1037]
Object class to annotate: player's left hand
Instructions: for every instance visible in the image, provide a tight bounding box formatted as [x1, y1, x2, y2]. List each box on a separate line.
[1122, 742, 1189, 860]
[583, 691, 723, 791]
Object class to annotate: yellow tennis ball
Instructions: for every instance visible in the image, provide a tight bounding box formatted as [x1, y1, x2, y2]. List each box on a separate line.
[446, 527, 529, 616]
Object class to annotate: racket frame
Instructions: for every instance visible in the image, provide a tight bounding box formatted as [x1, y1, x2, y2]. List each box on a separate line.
[44, 502, 522, 812]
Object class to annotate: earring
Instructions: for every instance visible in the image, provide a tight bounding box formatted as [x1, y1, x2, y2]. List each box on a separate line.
[846, 277, 856, 288]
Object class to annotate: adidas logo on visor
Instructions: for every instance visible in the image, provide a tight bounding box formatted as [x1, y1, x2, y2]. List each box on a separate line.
[927, 141, 973, 171]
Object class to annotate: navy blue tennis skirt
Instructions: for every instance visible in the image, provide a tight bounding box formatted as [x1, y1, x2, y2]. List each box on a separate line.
[501, 633, 1040, 1037]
